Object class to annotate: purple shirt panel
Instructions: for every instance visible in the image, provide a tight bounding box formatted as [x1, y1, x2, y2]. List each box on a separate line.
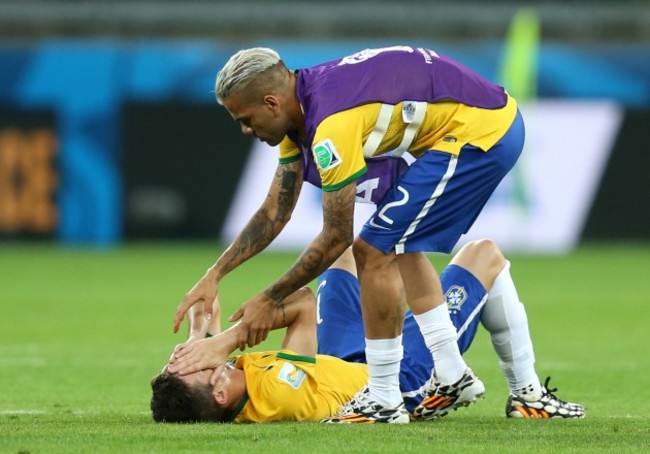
[301, 146, 408, 204]
[295, 47, 507, 148]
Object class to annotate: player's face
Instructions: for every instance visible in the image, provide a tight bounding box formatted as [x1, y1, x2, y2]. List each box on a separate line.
[174, 364, 236, 390]
[212, 366, 231, 390]
[225, 93, 289, 147]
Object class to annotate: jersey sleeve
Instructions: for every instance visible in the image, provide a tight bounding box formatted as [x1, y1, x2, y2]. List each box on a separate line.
[255, 351, 319, 422]
[278, 135, 301, 164]
[312, 109, 368, 191]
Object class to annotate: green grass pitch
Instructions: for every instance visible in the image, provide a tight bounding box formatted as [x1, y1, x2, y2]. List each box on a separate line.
[1, 242, 649, 452]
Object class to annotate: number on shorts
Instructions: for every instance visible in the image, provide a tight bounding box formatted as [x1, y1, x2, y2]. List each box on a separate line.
[376, 186, 409, 225]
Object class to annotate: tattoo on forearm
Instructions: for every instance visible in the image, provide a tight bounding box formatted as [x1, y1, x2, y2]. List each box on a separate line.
[322, 184, 355, 247]
[264, 184, 357, 304]
[277, 170, 297, 222]
[222, 166, 300, 274]
[265, 247, 324, 304]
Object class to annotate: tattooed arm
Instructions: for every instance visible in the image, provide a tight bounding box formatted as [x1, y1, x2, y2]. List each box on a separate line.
[263, 181, 356, 302]
[228, 181, 356, 349]
[173, 160, 303, 333]
[213, 160, 303, 279]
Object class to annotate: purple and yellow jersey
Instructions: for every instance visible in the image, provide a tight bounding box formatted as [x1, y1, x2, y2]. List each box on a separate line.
[279, 46, 517, 191]
[231, 350, 368, 423]
[302, 152, 409, 205]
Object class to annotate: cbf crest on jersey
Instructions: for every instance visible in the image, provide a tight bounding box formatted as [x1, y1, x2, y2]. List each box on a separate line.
[445, 285, 467, 313]
[402, 101, 417, 123]
[313, 139, 342, 171]
[278, 362, 307, 390]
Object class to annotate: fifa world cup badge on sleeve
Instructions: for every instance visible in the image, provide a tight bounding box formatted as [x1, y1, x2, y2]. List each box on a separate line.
[278, 362, 307, 390]
[313, 139, 343, 171]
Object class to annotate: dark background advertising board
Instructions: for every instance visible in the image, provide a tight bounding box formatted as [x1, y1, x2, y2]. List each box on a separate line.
[0, 109, 58, 240]
[582, 110, 650, 241]
[122, 102, 253, 239]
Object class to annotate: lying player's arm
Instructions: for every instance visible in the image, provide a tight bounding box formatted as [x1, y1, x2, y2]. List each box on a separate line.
[168, 287, 317, 378]
[168, 295, 222, 364]
[186, 295, 222, 342]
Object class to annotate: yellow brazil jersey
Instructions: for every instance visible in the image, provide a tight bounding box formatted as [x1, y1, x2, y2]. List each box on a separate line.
[230, 350, 368, 423]
[279, 95, 517, 191]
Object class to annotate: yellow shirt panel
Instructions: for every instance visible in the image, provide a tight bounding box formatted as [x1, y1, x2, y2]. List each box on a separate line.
[311, 109, 369, 191]
[233, 350, 368, 423]
[309, 95, 517, 189]
[278, 135, 301, 164]
[410, 94, 518, 156]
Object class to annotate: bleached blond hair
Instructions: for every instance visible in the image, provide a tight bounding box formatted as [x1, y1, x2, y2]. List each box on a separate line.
[215, 47, 284, 105]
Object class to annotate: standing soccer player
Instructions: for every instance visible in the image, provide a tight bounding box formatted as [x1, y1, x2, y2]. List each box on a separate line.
[173, 46, 525, 423]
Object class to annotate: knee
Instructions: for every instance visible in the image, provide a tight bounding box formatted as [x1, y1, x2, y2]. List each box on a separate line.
[453, 239, 507, 284]
[352, 237, 393, 273]
[472, 239, 506, 266]
[352, 237, 373, 269]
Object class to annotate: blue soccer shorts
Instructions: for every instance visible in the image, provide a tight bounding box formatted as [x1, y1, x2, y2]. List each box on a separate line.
[316, 263, 488, 413]
[359, 110, 525, 254]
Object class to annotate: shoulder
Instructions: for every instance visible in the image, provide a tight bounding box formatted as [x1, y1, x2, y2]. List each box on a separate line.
[318, 104, 381, 131]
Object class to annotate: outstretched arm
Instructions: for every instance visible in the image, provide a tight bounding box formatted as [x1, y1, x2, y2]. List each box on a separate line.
[172, 160, 303, 333]
[228, 182, 357, 350]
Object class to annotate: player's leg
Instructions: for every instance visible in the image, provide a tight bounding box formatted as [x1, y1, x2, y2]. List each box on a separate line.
[359, 151, 500, 418]
[387, 124, 524, 417]
[472, 241, 585, 418]
[316, 247, 457, 421]
[403, 256, 488, 418]
[352, 148, 498, 420]
[465, 240, 539, 397]
[318, 246, 410, 424]
[313, 247, 470, 418]
[353, 238, 406, 405]
[402, 239, 520, 419]
[395, 252, 472, 383]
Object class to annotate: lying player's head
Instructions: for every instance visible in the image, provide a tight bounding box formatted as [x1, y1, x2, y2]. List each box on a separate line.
[150, 366, 235, 423]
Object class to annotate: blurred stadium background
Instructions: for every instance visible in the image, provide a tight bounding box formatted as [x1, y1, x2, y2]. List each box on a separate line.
[0, 0, 648, 251]
[1, 1, 650, 450]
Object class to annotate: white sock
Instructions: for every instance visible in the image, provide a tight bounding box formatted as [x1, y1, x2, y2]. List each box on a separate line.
[481, 260, 541, 399]
[414, 304, 466, 384]
[365, 336, 404, 408]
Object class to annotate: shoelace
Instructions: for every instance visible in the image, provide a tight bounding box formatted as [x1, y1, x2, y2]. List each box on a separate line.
[419, 373, 438, 398]
[542, 376, 558, 394]
[540, 376, 565, 405]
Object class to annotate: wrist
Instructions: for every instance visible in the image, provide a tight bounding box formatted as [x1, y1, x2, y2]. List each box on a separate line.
[187, 331, 206, 342]
[278, 301, 287, 326]
[264, 286, 286, 306]
[207, 265, 223, 283]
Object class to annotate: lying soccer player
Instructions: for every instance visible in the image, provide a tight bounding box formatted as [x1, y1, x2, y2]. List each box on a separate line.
[151, 239, 585, 423]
